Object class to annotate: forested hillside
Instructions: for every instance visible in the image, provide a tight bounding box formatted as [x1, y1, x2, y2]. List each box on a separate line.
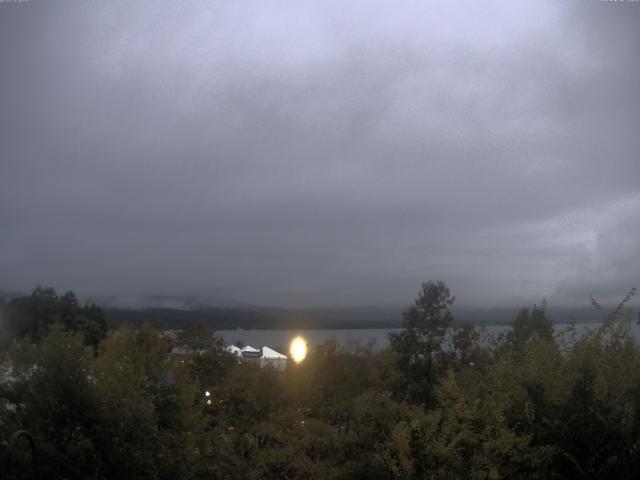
[1, 282, 639, 479]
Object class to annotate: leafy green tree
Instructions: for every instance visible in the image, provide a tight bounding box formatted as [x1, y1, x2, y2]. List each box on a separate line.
[6, 286, 59, 343]
[550, 312, 640, 478]
[178, 321, 219, 351]
[451, 322, 491, 370]
[9, 324, 102, 479]
[91, 324, 207, 480]
[309, 339, 383, 423]
[3, 287, 106, 347]
[248, 411, 344, 480]
[75, 303, 108, 348]
[413, 369, 554, 479]
[389, 280, 455, 406]
[507, 301, 552, 348]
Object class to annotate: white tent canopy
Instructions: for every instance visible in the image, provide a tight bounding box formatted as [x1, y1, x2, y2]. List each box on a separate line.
[226, 345, 242, 357]
[259, 346, 287, 371]
[225, 344, 288, 371]
[261, 346, 287, 359]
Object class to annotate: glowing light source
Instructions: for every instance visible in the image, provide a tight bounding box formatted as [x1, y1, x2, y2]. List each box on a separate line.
[290, 336, 307, 363]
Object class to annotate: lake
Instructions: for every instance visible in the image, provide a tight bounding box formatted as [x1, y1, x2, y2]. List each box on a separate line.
[218, 322, 640, 352]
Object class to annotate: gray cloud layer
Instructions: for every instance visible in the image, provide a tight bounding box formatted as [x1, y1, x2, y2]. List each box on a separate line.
[1, 0, 639, 308]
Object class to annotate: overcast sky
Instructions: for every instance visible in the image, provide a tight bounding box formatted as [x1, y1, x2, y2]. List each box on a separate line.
[1, 0, 639, 308]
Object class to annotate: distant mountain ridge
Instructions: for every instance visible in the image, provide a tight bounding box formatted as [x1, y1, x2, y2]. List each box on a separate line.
[1, 289, 625, 330]
[103, 303, 614, 331]
[0, 289, 26, 303]
[83, 293, 264, 312]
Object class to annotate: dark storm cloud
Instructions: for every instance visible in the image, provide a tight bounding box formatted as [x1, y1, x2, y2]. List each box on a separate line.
[1, 0, 638, 308]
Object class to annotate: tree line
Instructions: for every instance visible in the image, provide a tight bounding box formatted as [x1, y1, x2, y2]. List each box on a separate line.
[0, 282, 639, 479]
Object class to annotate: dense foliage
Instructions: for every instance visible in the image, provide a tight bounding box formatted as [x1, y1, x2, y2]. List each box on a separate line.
[1, 282, 639, 479]
[1, 286, 107, 348]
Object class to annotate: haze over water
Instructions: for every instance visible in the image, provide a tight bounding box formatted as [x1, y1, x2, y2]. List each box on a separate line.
[218, 322, 640, 351]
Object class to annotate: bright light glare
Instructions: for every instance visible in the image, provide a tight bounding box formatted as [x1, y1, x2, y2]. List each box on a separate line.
[290, 336, 307, 364]
[205, 390, 210, 397]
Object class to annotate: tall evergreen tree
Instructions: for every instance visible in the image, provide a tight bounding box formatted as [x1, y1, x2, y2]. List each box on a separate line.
[389, 280, 455, 406]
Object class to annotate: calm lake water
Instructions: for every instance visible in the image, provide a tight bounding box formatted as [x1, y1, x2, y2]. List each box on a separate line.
[218, 322, 640, 352]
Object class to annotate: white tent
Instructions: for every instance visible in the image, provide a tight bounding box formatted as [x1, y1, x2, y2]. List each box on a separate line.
[226, 345, 242, 357]
[260, 346, 288, 371]
[241, 345, 261, 359]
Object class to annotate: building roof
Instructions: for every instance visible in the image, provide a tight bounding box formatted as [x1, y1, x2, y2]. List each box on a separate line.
[261, 346, 287, 359]
[242, 345, 259, 353]
[226, 345, 242, 356]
